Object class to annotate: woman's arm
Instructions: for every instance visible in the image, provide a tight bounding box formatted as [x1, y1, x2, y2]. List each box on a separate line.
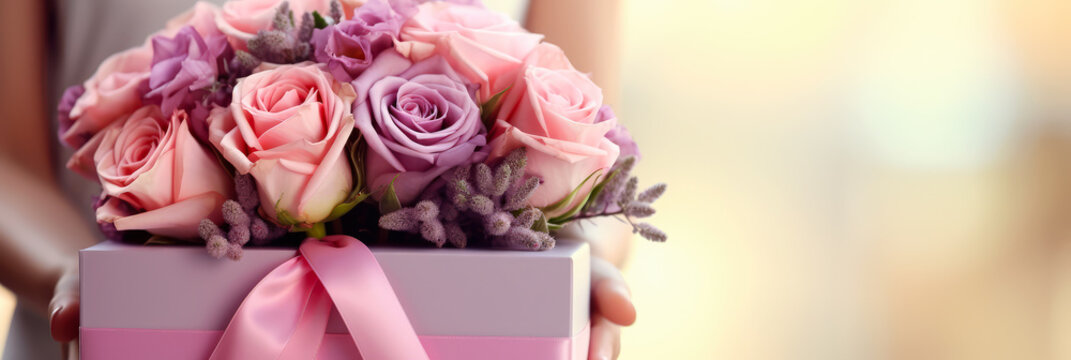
[525, 0, 622, 107]
[0, 0, 97, 347]
[526, 0, 631, 265]
[0, 157, 96, 338]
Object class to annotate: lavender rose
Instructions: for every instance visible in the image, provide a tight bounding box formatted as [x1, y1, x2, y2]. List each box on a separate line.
[146, 26, 233, 130]
[311, 0, 409, 82]
[352, 50, 487, 204]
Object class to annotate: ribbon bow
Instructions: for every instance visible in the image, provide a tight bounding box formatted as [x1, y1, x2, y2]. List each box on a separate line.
[209, 235, 429, 360]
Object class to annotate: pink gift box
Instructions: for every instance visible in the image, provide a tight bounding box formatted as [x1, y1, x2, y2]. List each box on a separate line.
[79, 240, 590, 359]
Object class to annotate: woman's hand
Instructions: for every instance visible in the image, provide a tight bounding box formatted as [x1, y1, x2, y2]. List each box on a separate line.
[589, 257, 636, 360]
[560, 217, 636, 360]
[49, 263, 80, 360]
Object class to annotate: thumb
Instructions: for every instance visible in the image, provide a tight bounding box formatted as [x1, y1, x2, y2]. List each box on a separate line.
[49, 266, 80, 343]
[591, 257, 636, 326]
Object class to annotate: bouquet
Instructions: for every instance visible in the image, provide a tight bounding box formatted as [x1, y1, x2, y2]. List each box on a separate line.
[57, 0, 667, 259]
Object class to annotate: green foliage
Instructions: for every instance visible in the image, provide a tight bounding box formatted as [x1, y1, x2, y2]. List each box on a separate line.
[312, 11, 329, 29]
[274, 198, 321, 237]
[549, 187, 596, 225]
[324, 192, 371, 222]
[531, 212, 549, 233]
[480, 87, 510, 130]
[582, 168, 620, 213]
[323, 136, 371, 221]
[379, 178, 402, 214]
[540, 169, 602, 215]
[275, 205, 299, 227]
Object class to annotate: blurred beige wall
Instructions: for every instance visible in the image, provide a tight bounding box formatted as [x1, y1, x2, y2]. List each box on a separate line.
[618, 0, 860, 358]
[617, 0, 1071, 359]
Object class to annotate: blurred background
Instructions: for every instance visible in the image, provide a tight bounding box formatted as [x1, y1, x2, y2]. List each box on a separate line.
[4, 0, 1071, 359]
[615, 0, 1071, 359]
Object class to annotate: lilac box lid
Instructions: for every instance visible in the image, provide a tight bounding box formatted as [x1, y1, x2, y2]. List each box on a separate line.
[80, 240, 589, 337]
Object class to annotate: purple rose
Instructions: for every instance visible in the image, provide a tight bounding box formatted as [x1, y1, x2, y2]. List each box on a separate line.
[146, 26, 232, 118]
[595, 105, 641, 160]
[352, 50, 487, 204]
[311, 0, 409, 83]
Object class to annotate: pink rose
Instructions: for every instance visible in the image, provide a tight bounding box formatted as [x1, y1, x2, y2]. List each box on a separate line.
[215, 0, 332, 49]
[62, 45, 153, 177]
[160, 1, 224, 38]
[208, 63, 356, 224]
[395, 1, 543, 101]
[487, 44, 620, 212]
[94, 106, 233, 239]
[63, 45, 152, 148]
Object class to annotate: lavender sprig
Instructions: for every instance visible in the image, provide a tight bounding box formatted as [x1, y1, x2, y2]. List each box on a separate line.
[329, 0, 343, 23]
[378, 150, 667, 247]
[199, 174, 286, 260]
[247, 2, 314, 64]
[575, 156, 668, 243]
[378, 148, 553, 250]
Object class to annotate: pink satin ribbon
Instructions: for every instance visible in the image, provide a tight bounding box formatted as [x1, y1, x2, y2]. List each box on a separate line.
[80, 325, 590, 360]
[209, 235, 429, 360]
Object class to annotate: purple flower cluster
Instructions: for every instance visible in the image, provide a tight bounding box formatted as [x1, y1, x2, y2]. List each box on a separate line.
[246, 2, 316, 64]
[56, 85, 86, 146]
[147, 26, 233, 117]
[378, 148, 557, 250]
[199, 174, 287, 260]
[312, 0, 409, 82]
[581, 156, 667, 242]
[146, 24, 243, 143]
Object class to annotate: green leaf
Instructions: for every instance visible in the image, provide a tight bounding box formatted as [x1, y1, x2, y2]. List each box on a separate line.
[582, 168, 620, 213]
[540, 169, 603, 215]
[275, 199, 299, 227]
[288, 224, 312, 232]
[549, 186, 597, 225]
[312, 11, 329, 29]
[379, 179, 402, 214]
[531, 212, 549, 233]
[351, 134, 367, 194]
[322, 135, 371, 222]
[480, 87, 510, 130]
[324, 191, 371, 222]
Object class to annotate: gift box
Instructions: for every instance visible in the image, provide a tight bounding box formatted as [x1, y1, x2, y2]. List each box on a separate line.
[79, 239, 590, 359]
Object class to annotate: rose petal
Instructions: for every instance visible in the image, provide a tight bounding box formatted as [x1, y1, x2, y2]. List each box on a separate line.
[113, 192, 226, 238]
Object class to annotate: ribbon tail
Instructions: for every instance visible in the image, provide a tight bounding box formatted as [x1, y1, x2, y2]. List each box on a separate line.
[210, 256, 333, 360]
[301, 235, 430, 360]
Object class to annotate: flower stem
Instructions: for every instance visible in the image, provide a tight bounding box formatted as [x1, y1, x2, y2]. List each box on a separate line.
[567, 210, 625, 223]
[306, 222, 327, 239]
